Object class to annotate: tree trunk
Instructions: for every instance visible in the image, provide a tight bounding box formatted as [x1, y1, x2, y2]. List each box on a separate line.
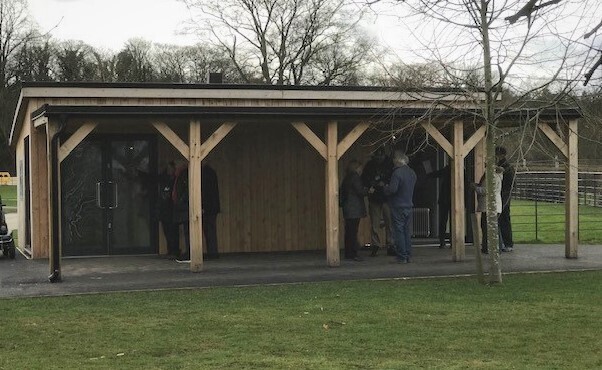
[480, 0, 502, 284]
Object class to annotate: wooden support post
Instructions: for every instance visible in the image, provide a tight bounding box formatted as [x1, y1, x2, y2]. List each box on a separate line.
[189, 120, 203, 272]
[565, 119, 578, 258]
[326, 121, 340, 267]
[537, 121, 579, 258]
[46, 121, 61, 277]
[451, 120, 465, 261]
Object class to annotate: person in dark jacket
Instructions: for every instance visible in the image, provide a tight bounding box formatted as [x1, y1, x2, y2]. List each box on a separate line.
[361, 147, 394, 256]
[202, 164, 220, 259]
[496, 146, 515, 252]
[158, 161, 178, 258]
[172, 163, 190, 262]
[385, 151, 417, 263]
[340, 160, 370, 261]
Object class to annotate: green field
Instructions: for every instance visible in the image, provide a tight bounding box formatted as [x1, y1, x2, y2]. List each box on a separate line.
[0, 272, 600, 369]
[0, 185, 17, 211]
[511, 199, 602, 244]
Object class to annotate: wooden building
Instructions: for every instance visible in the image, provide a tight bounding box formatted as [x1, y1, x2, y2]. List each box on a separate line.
[8, 82, 580, 276]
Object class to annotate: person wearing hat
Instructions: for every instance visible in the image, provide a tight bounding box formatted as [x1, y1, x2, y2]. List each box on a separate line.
[495, 146, 515, 252]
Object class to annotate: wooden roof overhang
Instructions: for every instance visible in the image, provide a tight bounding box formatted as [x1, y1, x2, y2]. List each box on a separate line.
[9, 82, 488, 147]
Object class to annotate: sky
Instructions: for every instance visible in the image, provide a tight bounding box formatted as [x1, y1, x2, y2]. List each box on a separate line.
[25, 0, 601, 87]
[27, 0, 199, 50]
[27, 0, 401, 52]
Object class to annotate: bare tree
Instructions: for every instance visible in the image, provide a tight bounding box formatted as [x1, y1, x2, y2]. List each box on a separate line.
[181, 0, 375, 85]
[55, 41, 99, 81]
[0, 0, 37, 172]
[505, 0, 602, 86]
[115, 39, 156, 82]
[378, 0, 600, 283]
[14, 37, 53, 82]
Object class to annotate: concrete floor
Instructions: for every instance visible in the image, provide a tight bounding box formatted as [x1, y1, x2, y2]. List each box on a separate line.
[1, 244, 601, 298]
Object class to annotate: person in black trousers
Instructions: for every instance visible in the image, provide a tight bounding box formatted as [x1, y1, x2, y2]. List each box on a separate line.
[496, 146, 515, 252]
[361, 147, 394, 256]
[158, 161, 178, 258]
[340, 160, 370, 261]
[202, 164, 220, 259]
[173, 163, 190, 262]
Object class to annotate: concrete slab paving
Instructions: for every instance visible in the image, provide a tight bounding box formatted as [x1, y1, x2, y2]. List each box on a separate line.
[1, 244, 601, 298]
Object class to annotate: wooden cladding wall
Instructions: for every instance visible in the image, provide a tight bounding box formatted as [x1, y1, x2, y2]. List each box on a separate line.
[204, 123, 327, 253]
[154, 120, 379, 254]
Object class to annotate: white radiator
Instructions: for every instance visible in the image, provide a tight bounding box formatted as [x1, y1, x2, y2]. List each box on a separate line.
[411, 208, 430, 237]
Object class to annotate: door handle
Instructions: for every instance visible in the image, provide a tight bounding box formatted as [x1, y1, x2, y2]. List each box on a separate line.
[96, 181, 104, 209]
[108, 181, 119, 209]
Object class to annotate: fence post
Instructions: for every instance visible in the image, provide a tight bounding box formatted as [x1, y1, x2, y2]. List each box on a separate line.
[595, 174, 598, 207]
[534, 178, 539, 241]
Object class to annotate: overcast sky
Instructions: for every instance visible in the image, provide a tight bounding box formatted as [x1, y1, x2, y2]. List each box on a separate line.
[27, 0, 199, 50]
[26, 0, 400, 52]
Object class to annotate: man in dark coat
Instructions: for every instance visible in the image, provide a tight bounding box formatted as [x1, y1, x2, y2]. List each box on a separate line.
[202, 164, 220, 259]
[385, 151, 417, 263]
[496, 146, 515, 252]
[173, 163, 190, 261]
[361, 147, 394, 256]
[158, 161, 178, 258]
[340, 160, 369, 261]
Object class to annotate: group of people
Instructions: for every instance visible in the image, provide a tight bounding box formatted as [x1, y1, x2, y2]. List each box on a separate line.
[431, 146, 514, 254]
[340, 149, 417, 263]
[340, 144, 515, 263]
[157, 161, 221, 262]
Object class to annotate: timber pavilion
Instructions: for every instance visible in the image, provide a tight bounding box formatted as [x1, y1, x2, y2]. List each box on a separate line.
[8, 82, 581, 279]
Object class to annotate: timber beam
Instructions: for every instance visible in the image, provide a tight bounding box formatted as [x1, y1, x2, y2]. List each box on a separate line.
[58, 122, 98, 163]
[152, 122, 190, 159]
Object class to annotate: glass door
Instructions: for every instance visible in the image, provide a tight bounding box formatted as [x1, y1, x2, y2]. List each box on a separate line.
[61, 140, 106, 256]
[108, 139, 156, 254]
[61, 135, 157, 256]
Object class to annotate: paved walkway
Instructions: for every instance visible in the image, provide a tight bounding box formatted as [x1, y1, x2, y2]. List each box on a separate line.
[1, 244, 601, 298]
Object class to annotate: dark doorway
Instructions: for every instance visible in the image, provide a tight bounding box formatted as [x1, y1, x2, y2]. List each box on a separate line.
[61, 135, 157, 256]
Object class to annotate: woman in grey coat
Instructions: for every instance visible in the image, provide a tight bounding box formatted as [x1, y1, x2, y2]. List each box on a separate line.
[340, 160, 370, 261]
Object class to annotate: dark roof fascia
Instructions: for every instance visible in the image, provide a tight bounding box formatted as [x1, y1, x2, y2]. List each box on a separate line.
[31, 104, 582, 121]
[20, 81, 480, 94]
[31, 104, 477, 121]
[497, 108, 582, 120]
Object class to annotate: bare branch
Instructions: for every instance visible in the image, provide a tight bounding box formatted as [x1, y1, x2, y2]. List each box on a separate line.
[505, 0, 563, 24]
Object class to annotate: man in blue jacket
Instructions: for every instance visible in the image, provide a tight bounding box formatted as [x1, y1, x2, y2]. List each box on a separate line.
[385, 151, 417, 263]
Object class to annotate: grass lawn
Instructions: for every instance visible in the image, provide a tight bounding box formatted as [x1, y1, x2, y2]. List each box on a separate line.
[0, 185, 17, 211]
[511, 199, 602, 244]
[1, 272, 601, 369]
